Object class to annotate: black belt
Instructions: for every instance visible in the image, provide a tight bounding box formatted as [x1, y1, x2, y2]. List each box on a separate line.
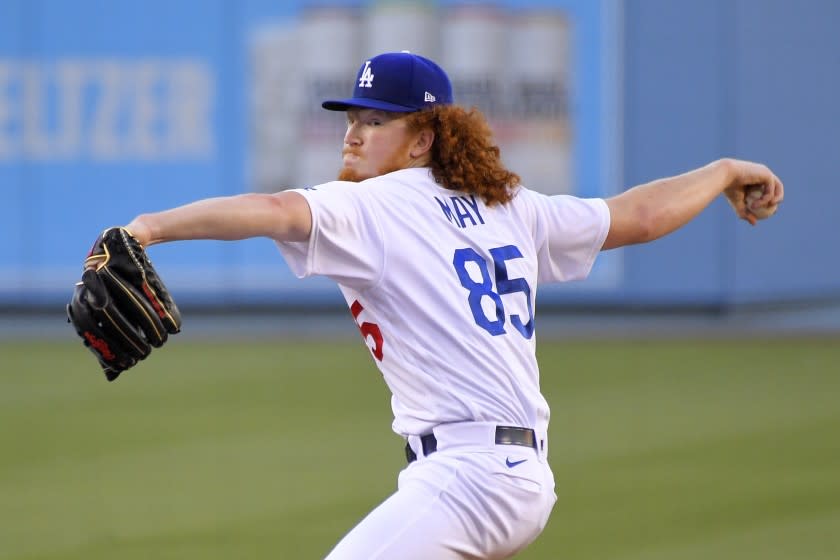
[405, 425, 538, 464]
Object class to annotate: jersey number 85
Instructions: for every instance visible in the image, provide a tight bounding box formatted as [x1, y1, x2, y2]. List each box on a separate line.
[453, 245, 534, 339]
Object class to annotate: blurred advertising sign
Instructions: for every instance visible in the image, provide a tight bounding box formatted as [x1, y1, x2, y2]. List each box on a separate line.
[0, 0, 621, 303]
[0, 58, 214, 162]
[250, 1, 583, 196]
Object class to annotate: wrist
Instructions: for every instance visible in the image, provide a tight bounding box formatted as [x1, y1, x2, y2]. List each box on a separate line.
[712, 158, 738, 187]
[124, 215, 154, 247]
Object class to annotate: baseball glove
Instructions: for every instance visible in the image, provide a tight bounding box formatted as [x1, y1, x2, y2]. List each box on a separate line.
[66, 227, 181, 381]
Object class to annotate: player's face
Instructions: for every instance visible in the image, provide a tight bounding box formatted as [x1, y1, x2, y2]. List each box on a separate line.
[338, 109, 419, 182]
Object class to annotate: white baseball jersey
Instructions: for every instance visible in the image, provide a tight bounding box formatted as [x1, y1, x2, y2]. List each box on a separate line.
[277, 167, 609, 438]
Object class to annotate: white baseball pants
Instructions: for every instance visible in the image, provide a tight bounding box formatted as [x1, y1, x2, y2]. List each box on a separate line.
[324, 422, 557, 560]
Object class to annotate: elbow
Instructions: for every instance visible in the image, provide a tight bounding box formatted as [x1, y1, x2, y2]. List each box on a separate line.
[617, 202, 659, 246]
[605, 196, 658, 249]
[634, 204, 659, 244]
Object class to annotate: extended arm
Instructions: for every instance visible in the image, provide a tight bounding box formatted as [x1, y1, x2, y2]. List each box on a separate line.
[603, 158, 784, 250]
[124, 191, 312, 247]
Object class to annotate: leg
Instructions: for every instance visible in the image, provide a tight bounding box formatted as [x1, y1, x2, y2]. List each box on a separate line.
[325, 479, 470, 560]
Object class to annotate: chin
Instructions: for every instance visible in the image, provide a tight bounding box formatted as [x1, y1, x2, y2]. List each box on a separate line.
[338, 168, 369, 182]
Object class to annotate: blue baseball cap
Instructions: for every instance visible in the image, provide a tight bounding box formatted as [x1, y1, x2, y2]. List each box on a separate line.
[322, 51, 453, 113]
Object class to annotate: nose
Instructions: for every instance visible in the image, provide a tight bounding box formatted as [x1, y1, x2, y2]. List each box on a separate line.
[344, 122, 361, 146]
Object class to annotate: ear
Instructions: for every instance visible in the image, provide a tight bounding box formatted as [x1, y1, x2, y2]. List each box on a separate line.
[409, 128, 434, 158]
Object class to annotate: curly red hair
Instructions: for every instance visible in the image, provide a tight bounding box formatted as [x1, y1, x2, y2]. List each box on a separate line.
[404, 106, 520, 206]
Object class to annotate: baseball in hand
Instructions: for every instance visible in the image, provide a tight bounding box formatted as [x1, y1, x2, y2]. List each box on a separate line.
[745, 185, 777, 220]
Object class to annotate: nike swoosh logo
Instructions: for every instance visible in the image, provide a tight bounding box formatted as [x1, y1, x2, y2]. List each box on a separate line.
[506, 457, 528, 468]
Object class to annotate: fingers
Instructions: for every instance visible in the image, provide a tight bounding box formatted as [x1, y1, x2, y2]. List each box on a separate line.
[730, 160, 784, 225]
[749, 163, 784, 206]
[752, 173, 784, 218]
[770, 174, 784, 205]
[753, 179, 782, 209]
[84, 256, 107, 271]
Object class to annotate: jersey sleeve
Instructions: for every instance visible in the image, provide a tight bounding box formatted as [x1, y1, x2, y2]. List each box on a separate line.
[531, 193, 611, 284]
[275, 181, 384, 288]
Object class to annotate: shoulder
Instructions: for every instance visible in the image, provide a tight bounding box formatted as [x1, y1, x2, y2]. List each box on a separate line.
[373, 168, 437, 191]
[512, 186, 605, 209]
[509, 187, 609, 225]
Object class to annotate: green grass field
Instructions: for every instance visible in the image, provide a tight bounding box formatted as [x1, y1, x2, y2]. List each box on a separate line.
[2, 337, 839, 559]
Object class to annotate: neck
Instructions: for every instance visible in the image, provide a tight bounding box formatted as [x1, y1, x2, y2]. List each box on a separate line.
[406, 153, 431, 169]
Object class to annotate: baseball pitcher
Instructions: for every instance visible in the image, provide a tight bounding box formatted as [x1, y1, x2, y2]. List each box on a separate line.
[68, 52, 783, 558]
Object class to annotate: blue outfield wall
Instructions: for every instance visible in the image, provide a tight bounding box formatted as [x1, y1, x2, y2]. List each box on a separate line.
[0, 0, 837, 308]
[622, 0, 840, 306]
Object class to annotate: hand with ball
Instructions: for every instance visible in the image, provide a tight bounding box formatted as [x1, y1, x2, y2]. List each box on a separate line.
[722, 159, 784, 225]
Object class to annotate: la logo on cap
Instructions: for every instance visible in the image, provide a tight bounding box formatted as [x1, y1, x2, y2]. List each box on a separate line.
[359, 61, 374, 88]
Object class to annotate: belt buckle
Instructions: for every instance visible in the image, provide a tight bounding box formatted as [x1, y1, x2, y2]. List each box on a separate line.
[495, 426, 536, 450]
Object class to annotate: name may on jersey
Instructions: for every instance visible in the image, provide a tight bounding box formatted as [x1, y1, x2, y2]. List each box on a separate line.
[434, 194, 485, 229]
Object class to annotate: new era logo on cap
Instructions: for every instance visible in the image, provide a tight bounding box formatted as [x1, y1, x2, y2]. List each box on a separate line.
[322, 51, 453, 113]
